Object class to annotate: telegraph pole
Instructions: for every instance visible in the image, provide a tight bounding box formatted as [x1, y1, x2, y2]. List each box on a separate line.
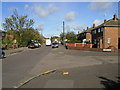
[63, 21, 65, 45]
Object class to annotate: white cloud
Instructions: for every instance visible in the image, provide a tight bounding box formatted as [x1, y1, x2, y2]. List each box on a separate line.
[32, 4, 59, 18]
[65, 11, 76, 22]
[8, 16, 11, 18]
[65, 24, 85, 32]
[24, 4, 29, 8]
[71, 24, 85, 31]
[9, 7, 19, 11]
[88, 2, 113, 11]
[48, 4, 59, 14]
[93, 19, 103, 26]
[36, 22, 44, 31]
[44, 33, 55, 38]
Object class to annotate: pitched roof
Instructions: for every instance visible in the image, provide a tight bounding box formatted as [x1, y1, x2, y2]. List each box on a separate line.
[104, 18, 120, 26]
[77, 15, 120, 35]
[90, 18, 120, 31]
[77, 27, 93, 35]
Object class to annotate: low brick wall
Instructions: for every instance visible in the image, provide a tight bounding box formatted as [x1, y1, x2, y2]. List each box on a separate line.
[67, 46, 103, 52]
[66, 43, 94, 48]
[66, 43, 118, 52]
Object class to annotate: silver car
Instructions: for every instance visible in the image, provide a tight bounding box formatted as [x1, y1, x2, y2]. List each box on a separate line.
[52, 43, 59, 48]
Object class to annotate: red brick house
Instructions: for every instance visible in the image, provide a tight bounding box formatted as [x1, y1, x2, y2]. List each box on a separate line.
[91, 14, 120, 49]
[77, 27, 93, 43]
[77, 14, 120, 49]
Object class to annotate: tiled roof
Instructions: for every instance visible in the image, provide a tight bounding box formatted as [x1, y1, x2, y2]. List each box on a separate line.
[77, 27, 93, 35]
[104, 18, 120, 26]
[77, 18, 120, 35]
[85, 28, 94, 33]
[93, 18, 120, 30]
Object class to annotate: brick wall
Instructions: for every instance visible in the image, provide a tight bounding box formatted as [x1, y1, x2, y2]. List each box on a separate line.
[66, 43, 94, 48]
[104, 27, 119, 49]
[86, 33, 92, 42]
[119, 27, 120, 38]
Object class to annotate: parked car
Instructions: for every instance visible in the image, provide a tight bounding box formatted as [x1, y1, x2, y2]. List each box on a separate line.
[34, 43, 41, 48]
[28, 43, 36, 48]
[38, 43, 41, 47]
[52, 42, 59, 48]
[28, 43, 41, 48]
[34, 43, 39, 48]
[0, 49, 5, 59]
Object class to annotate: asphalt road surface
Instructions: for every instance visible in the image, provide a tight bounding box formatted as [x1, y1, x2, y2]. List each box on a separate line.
[2, 45, 118, 88]
[2, 45, 52, 88]
[21, 63, 118, 88]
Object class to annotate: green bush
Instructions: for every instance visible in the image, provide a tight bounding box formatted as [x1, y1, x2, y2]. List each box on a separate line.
[2, 39, 13, 45]
[19, 41, 28, 47]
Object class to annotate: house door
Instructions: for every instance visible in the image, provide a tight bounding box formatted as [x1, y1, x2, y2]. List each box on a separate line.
[119, 38, 120, 49]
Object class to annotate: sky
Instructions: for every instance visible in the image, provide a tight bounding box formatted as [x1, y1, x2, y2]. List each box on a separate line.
[1, 2, 118, 38]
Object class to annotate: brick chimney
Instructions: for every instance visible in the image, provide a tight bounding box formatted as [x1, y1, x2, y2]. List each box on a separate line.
[104, 19, 106, 23]
[113, 14, 117, 21]
[78, 31, 80, 34]
[93, 24, 95, 28]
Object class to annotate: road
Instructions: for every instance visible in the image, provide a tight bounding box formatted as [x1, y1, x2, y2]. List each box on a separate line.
[2, 45, 118, 88]
[2, 45, 52, 88]
[21, 63, 118, 88]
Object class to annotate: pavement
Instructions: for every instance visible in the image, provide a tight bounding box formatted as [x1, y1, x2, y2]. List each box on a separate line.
[4, 47, 29, 57]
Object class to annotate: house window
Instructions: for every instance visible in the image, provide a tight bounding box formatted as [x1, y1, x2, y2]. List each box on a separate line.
[101, 27, 104, 32]
[107, 38, 111, 44]
[94, 39, 97, 44]
[94, 30, 96, 34]
[98, 28, 101, 33]
[92, 31, 94, 34]
[92, 30, 96, 34]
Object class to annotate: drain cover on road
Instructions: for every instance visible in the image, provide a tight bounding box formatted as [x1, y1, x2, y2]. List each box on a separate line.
[44, 80, 74, 88]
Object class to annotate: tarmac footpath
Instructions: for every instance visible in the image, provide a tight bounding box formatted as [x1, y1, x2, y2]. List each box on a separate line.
[4, 47, 29, 57]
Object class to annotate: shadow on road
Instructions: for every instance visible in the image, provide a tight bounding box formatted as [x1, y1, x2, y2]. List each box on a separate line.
[98, 76, 120, 90]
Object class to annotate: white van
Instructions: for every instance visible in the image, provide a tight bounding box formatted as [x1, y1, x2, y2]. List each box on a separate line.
[46, 39, 51, 46]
